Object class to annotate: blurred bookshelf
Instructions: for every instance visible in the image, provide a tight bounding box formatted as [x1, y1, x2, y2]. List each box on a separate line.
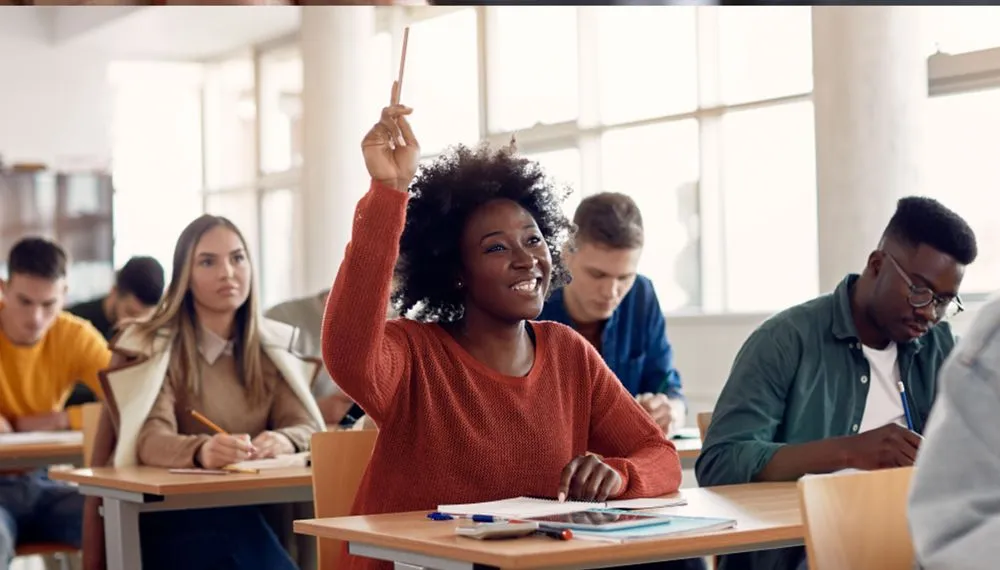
[0, 167, 115, 304]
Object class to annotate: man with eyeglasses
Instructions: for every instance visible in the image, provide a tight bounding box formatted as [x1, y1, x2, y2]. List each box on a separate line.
[695, 197, 977, 570]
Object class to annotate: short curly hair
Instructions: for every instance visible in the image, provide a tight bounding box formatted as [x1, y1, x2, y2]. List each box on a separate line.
[882, 196, 978, 265]
[392, 143, 575, 322]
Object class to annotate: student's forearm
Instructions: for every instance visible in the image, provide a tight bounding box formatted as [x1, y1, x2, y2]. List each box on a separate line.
[753, 437, 853, 482]
[317, 394, 355, 425]
[14, 410, 70, 432]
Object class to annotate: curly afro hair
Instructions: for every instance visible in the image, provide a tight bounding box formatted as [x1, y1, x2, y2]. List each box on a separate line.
[392, 143, 575, 323]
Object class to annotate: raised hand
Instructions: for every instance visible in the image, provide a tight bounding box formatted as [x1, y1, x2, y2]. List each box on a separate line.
[361, 81, 419, 192]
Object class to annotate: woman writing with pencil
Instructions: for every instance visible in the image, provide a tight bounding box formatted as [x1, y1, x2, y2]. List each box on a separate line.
[82, 214, 325, 570]
[322, 82, 682, 570]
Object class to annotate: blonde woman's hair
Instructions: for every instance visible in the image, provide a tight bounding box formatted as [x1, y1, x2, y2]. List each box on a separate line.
[132, 214, 268, 404]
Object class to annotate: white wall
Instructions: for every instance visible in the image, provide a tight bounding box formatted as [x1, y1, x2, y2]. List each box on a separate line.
[0, 9, 111, 167]
[670, 301, 982, 421]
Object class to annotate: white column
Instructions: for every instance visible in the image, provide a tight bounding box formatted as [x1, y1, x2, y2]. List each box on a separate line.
[812, 6, 927, 292]
[299, 6, 377, 295]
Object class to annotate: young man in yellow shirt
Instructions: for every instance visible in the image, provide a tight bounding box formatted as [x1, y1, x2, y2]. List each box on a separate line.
[0, 237, 111, 567]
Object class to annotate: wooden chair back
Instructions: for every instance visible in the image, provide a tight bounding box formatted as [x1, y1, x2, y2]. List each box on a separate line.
[310, 429, 378, 569]
[81, 402, 103, 467]
[799, 466, 915, 570]
[696, 412, 713, 441]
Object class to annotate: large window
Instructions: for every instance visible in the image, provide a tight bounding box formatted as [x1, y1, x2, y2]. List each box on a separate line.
[924, 88, 1000, 295]
[406, 9, 480, 154]
[718, 7, 813, 105]
[109, 62, 204, 275]
[923, 7, 1000, 56]
[473, 6, 816, 314]
[601, 120, 701, 312]
[185, 6, 823, 314]
[721, 101, 817, 312]
[486, 7, 579, 133]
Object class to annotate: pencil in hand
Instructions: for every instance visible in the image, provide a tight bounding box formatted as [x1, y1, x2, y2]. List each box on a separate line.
[188, 408, 257, 463]
[189, 409, 227, 435]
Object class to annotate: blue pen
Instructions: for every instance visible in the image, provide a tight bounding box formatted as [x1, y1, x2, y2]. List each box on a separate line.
[427, 512, 503, 523]
[897, 381, 915, 431]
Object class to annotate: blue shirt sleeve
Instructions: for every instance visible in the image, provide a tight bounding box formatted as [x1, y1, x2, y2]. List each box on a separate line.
[638, 282, 683, 400]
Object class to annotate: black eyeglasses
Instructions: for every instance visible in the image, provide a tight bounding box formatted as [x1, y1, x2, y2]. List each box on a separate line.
[883, 252, 964, 320]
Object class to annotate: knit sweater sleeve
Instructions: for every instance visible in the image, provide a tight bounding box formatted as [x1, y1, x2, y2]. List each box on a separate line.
[321, 180, 412, 425]
[584, 341, 682, 498]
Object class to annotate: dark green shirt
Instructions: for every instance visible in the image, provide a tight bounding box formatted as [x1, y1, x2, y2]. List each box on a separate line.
[696, 274, 954, 570]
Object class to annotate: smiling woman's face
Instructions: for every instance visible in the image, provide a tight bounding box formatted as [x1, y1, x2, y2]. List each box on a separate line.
[457, 199, 552, 323]
[189, 225, 252, 315]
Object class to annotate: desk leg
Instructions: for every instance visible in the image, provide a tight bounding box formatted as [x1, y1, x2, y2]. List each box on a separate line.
[103, 498, 142, 570]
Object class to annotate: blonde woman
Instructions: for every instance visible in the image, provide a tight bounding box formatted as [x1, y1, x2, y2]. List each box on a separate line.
[82, 214, 325, 570]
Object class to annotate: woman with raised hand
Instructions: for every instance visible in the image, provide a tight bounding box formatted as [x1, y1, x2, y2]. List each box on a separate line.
[322, 82, 682, 570]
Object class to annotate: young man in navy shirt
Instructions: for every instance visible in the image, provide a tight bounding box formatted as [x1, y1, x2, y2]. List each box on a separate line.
[539, 192, 687, 436]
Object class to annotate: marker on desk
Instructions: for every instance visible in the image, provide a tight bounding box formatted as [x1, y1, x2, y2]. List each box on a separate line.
[535, 526, 573, 541]
[897, 381, 915, 431]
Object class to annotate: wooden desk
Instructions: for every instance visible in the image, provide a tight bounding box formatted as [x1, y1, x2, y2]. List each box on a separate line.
[50, 466, 313, 570]
[294, 482, 803, 570]
[0, 434, 84, 469]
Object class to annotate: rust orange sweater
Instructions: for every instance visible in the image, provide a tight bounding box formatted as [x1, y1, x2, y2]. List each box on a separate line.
[322, 181, 682, 570]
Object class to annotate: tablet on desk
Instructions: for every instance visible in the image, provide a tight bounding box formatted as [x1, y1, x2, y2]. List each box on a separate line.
[523, 510, 669, 531]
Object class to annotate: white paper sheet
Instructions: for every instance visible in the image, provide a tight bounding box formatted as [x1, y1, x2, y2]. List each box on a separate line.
[0, 431, 83, 446]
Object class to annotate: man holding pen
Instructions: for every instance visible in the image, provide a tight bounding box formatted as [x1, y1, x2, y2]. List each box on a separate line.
[697, 197, 977, 570]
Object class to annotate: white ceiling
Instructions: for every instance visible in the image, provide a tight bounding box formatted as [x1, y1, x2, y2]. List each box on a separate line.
[21, 6, 301, 61]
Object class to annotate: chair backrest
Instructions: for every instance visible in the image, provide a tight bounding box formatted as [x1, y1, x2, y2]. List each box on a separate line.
[798, 466, 915, 570]
[81, 402, 103, 467]
[696, 412, 712, 441]
[310, 429, 378, 570]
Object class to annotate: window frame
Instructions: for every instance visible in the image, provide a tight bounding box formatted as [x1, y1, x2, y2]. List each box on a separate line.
[193, 6, 1000, 313]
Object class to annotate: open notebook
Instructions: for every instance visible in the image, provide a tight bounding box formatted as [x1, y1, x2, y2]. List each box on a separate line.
[0, 431, 83, 446]
[226, 451, 311, 471]
[437, 496, 687, 519]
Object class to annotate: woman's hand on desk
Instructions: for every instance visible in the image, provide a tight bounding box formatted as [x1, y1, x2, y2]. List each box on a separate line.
[557, 454, 624, 503]
[250, 431, 295, 459]
[197, 433, 255, 469]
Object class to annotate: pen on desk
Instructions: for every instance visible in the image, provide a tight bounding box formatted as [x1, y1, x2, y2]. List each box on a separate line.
[535, 526, 573, 541]
[426, 513, 502, 523]
[897, 381, 915, 431]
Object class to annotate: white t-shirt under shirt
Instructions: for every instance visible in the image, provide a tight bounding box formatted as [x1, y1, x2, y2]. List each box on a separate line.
[859, 342, 907, 433]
